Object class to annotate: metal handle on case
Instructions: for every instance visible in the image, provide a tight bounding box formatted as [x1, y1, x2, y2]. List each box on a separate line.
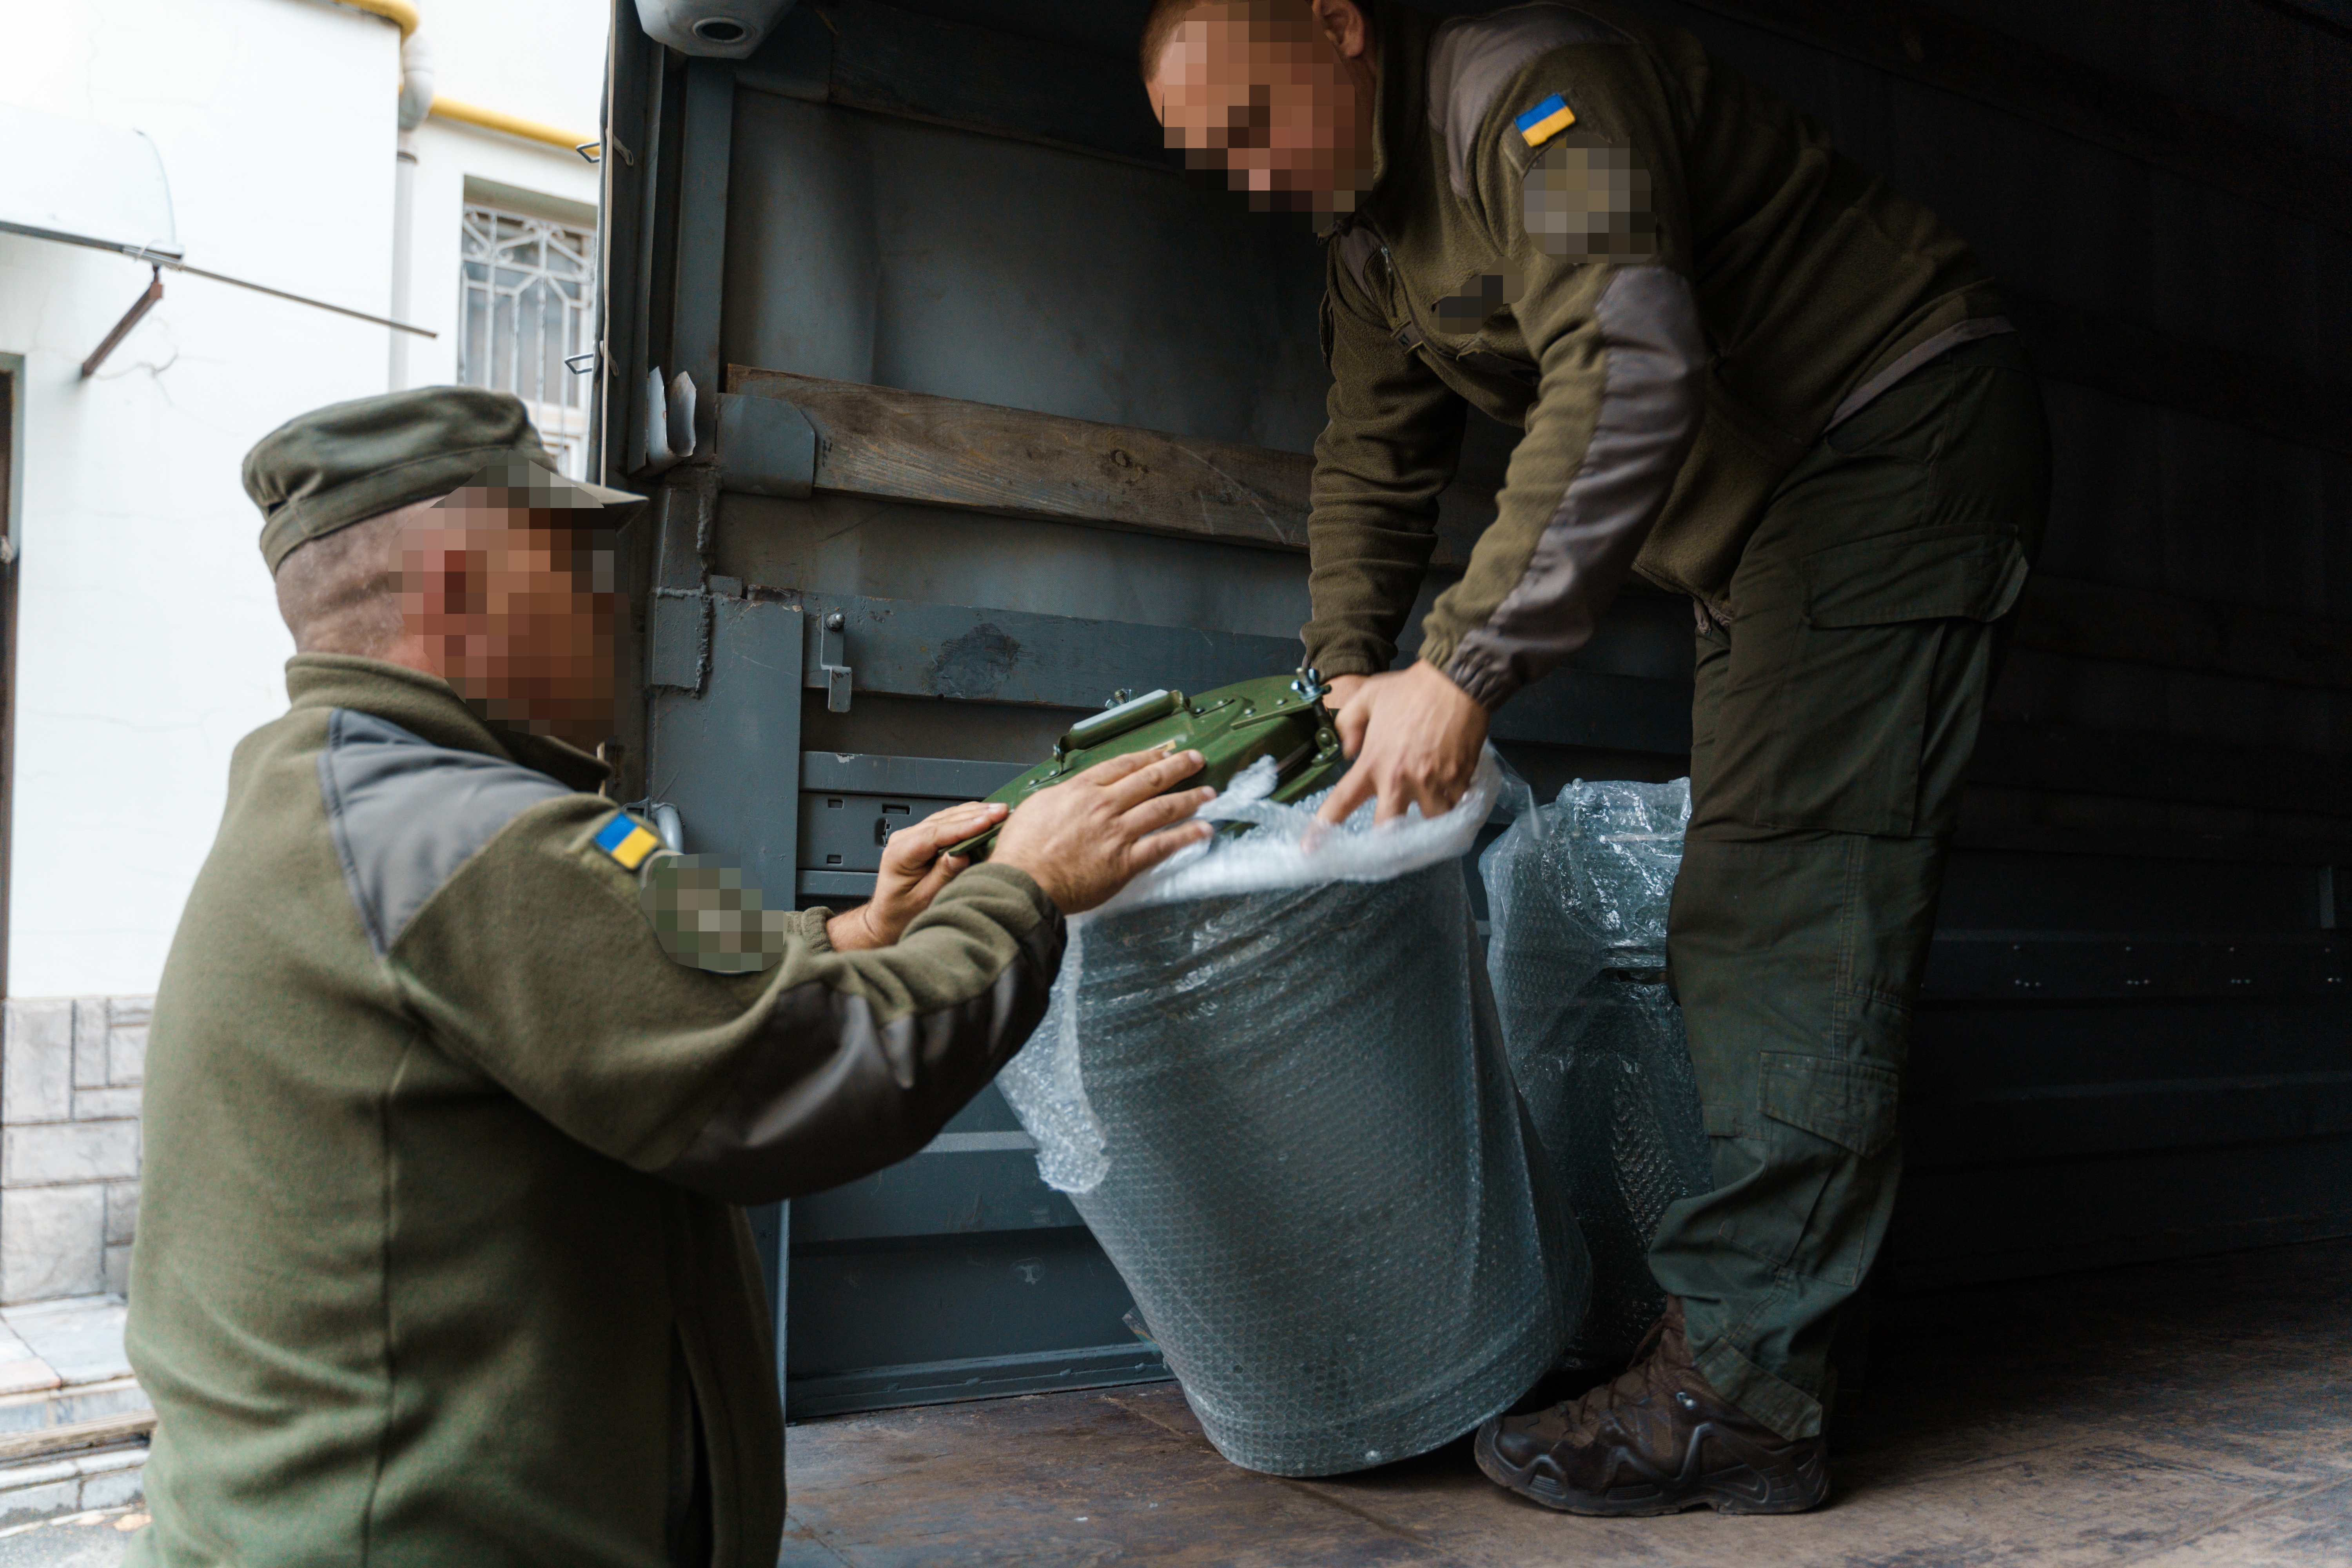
[1058, 688, 1181, 755]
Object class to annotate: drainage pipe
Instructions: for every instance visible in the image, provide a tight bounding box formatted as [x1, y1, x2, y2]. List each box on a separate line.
[388, 27, 433, 389]
[336, 0, 598, 392]
[339, 0, 597, 152]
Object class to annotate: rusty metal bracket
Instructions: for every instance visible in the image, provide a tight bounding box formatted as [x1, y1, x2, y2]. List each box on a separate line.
[80, 267, 164, 379]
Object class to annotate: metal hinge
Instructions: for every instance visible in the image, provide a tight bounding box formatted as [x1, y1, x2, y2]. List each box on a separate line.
[820, 612, 853, 713]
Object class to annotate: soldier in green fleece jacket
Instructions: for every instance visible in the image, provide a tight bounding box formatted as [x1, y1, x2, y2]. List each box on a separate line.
[125, 387, 1214, 1568]
[1145, 0, 2051, 1517]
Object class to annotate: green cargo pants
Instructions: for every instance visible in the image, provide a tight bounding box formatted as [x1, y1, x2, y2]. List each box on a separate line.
[1643, 335, 2051, 1441]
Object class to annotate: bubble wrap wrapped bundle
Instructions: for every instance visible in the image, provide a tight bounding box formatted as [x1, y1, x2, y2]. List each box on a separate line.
[999, 752, 1585, 1477]
[1479, 777, 1711, 1371]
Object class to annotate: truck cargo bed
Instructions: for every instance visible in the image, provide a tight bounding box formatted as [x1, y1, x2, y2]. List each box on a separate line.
[780, 1238, 2352, 1565]
[603, 0, 2352, 1416]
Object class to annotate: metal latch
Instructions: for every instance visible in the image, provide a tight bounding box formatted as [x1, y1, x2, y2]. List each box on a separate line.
[820, 612, 853, 713]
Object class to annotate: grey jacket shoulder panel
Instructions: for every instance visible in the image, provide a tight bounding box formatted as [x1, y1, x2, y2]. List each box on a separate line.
[1428, 2, 1632, 198]
[1335, 226, 1383, 306]
[317, 709, 575, 955]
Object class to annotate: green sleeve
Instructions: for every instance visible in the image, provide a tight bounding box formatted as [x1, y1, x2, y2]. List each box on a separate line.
[1419, 45, 1708, 709]
[1301, 245, 1470, 680]
[387, 793, 1064, 1201]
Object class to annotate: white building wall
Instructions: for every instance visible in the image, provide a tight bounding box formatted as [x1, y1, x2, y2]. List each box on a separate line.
[423, 0, 612, 158]
[0, 0, 609, 1003]
[0, 0, 401, 1002]
[0, 0, 609, 1301]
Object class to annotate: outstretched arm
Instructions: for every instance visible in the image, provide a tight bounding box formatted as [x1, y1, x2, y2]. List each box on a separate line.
[390, 753, 1212, 1204]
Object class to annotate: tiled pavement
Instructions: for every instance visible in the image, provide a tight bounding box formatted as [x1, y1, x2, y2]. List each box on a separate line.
[0, 1299, 133, 1401]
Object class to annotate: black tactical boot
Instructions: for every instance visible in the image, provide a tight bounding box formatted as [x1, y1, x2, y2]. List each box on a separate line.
[1474, 1299, 1831, 1516]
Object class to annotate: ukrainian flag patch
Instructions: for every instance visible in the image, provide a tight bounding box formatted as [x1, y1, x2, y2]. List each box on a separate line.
[1514, 93, 1577, 147]
[595, 811, 664, 871]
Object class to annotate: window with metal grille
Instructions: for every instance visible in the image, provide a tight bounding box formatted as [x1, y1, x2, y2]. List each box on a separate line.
[458, 205, 595, 479]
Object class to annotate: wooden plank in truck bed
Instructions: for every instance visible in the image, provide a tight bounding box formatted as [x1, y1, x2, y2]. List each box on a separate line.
[731, 364, 1318, 553]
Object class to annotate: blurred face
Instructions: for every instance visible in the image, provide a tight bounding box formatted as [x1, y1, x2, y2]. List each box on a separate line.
[402, 503, 618, 748]
[1146, 0, 1376, 214]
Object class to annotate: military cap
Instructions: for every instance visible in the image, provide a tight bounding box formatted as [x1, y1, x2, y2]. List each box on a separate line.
[244, 386, 641, 572]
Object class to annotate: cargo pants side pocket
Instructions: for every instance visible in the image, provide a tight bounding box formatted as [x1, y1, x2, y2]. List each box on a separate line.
[1705, 1045, 1904, 1293]
[1753, 527, 2028, 837]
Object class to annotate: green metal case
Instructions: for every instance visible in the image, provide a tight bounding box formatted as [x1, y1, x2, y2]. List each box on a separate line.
[953, 670, 1345, 860]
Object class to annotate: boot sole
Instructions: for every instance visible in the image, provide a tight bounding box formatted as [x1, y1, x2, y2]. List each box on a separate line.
[1473, 1422, 1831, 1517]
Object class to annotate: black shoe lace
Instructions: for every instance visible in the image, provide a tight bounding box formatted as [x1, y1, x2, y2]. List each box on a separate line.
[1563, 1311, 1678, 1439]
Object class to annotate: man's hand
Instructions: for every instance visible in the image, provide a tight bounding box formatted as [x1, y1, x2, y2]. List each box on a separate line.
[1316, 661, 1489, 825]
[991, 748, 1216, 915]
[826, 800, 1007, 952]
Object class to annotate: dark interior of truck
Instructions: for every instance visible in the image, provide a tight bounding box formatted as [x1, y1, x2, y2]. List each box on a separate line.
[596, 0, 2352, 1559]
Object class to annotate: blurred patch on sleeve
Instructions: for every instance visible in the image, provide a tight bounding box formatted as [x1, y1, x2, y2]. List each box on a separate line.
[640, 855, 790, 975]
[1523, 136, 1658, 261]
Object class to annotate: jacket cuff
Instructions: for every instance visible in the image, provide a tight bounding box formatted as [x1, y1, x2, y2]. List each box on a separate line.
[793, 908, 837, 954]
[1428, 646, 1518, 712]
[946, 860, 1061, 929]
[1302, 628, 1397, 681]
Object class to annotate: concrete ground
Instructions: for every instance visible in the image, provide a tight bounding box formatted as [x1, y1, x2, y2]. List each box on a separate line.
[781, 1238, 2352, 1566]
[0, 1509, 142, 1567]
[13, 1241, 2337, 1563]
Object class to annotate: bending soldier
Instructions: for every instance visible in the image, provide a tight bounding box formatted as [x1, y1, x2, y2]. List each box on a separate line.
[1144, 0, 2051, 1516]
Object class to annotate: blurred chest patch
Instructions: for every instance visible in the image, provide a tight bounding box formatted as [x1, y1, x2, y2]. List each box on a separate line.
[640, 855, 789, 975]
[1433, 267, 1527, 332]
[1524, 136, 1657, 260]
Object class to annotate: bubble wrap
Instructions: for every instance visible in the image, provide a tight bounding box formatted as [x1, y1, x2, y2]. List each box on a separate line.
[998, 752, 1586, 1476]
[1479, 777, 1711, 1370]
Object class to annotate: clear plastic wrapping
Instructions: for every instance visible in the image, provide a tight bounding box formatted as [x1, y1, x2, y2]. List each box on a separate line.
[1479, 777, 1711, 1370]
[998, 753, 1586, 1476]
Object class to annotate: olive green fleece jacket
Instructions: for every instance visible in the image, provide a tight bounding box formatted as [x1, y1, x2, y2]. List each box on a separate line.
[126, 656, 1063, 1568]
[1306, 0, 2007, 707]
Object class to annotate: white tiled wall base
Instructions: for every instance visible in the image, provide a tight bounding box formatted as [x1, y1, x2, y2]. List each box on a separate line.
[0, 999, 162, 1527]
[0, 1001, 148, 1305]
